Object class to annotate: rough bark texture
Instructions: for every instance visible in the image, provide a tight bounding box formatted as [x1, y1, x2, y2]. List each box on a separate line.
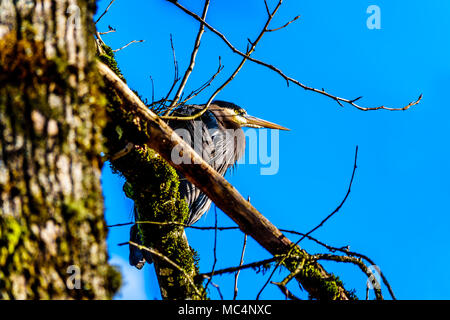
[99, 44, 205, 300]
[0, 0, 121, 299]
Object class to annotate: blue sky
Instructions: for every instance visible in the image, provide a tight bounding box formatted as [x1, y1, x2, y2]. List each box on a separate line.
[96, 0, 450, 300]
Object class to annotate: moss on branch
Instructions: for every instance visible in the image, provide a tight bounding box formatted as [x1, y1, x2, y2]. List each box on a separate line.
[99, 44, 205, 299]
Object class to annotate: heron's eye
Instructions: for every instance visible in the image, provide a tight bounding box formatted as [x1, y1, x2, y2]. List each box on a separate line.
[233, 108, 246, 117]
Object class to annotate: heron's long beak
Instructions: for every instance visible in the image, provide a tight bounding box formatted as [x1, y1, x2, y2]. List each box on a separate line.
[243, 115, 290, 131]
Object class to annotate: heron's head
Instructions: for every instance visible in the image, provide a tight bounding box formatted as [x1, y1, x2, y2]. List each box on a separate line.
[209, 100, 290, 131]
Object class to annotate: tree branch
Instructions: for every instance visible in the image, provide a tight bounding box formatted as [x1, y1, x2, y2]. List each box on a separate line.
[113, 39, 144, 52]
[166, 0, 422, 112]
[125, 241, 203, 298]
[97, 60, 352, 300]
[234, 233, 247, 300]
[160, 0, 284, 121]
[165, 0, 210, 115]
[96, 0, 117, 24]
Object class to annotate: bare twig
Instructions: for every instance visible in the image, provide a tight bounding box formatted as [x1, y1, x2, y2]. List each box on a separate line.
[108, 218, 395, 299]
[180, 57, 224, 106]
[161, 0, 285, 121]
[200, 257, 277, 278]
[298, 146, 359, 243]
[99, 30, 116, 35]
[267, 15, 301, 32]
[312, 253, 383, 300]
[271, 282, 301, 300]
[271, 257, 305, 300]
[279, 228, 396, 300]
[233, 233, 247, 300]
[205, 206, 219, 291]
[113, 39, 144, 52]
[166, 0, 422, 112]
[149, 75, 155, 104]
[256, 146, 359, 299]
[202, 276, 224, 300]
[95, 0, 116, 24]
[154, 35, 181, 112]
[263, 0, 271, 16]
[165, 0, 210, 116]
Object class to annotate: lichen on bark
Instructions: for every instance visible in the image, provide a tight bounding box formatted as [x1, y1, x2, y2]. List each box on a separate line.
[0, 0, 120, 299]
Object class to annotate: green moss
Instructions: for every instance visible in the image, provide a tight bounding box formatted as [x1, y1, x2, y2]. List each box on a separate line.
[100, 40, 204, 299]
[99, 44, 126, 82]
[279, 246, 356, 300]
[110, 142, 203, 299]
[0, 217, 25, 265]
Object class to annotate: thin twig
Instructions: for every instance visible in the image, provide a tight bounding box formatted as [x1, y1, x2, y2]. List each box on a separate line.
[113, 39, 144, 52]
[267, 15, 301, 32]
[298, 146, 359, 243]
[108, 218, 395, 299]
[233, 233, 247, 300]
[312, 253, 383, 300]
[256, 146, 359, 299]
[279, 228, 396, 300]
[166, 0, 422, 112]
[99, 30, 116, 35]
[263, 0, 270, 16]
[205, 206, 219, 291]
[271, 257, 305, 300]
[180, 57, 224, 106]
[149, 76, 155, 104]
[155, 35, 180, 112]
[95, 0, 116, 24]
[271, 282, 301, 300]
[200, 257, 277, 278]
[165, 0, 210, 116]
[202, 276, 224, 300]
[161, 0, 285, 121]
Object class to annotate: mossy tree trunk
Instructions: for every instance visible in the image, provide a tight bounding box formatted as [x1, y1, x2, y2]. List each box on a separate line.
[99, 45, 206, 300]
[0, 0, 120, 299]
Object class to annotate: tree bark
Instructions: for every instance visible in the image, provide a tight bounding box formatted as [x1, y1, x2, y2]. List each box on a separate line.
[0, 0, 120, 299]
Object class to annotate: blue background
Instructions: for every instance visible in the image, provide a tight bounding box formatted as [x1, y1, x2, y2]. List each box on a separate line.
[96, 0, 450, 300]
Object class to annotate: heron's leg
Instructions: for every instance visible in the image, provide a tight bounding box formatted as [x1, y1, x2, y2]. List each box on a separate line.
[109, 142, 134, 161]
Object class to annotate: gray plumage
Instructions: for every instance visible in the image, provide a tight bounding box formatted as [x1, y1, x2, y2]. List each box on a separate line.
[129, 100, 288, 268]
[169, 100, 246, 225]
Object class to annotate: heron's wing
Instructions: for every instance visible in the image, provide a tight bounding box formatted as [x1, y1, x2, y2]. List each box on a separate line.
[168, 105, 240, 225]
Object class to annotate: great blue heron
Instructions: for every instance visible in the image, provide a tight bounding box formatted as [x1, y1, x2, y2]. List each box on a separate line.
[129, 100, 289, 268]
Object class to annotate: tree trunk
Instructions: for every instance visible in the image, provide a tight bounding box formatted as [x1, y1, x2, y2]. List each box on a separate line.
[0, 0, 120, 299]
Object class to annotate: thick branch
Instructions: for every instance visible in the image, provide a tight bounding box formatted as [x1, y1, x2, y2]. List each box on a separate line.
[97, 60, 352, 300]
